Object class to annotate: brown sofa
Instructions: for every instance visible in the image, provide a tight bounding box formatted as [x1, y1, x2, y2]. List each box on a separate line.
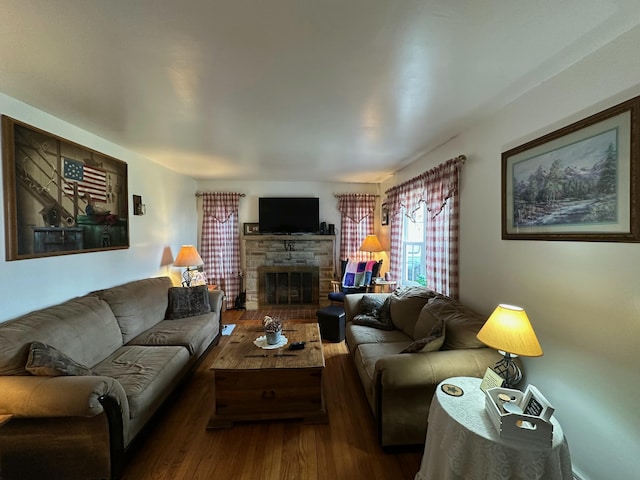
[344, 287, 505, 448]
[0, 277, 223, 480]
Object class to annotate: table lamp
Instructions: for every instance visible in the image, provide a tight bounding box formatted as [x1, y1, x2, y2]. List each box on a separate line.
[359, 234, 383, 260]
[174, 245, 204, 287]
[476, 304, 543, 388]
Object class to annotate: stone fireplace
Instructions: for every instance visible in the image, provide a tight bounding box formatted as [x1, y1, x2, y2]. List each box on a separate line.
[258, 265, 319, 306]
[243, 235, 335, 310]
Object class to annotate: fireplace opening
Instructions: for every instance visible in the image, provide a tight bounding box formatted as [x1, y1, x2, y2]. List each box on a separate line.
[258, 266, 319, 307]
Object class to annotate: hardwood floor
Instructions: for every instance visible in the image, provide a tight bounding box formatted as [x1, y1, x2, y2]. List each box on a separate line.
[122, 310, 422, 479]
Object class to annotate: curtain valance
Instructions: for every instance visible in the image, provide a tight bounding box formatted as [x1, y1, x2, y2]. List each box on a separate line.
[335, 193, 377, 223]
[201, 192, 244, 223]
[385, 155, 465, 221]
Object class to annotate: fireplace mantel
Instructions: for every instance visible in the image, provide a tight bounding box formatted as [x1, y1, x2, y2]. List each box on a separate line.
[243, 235, 335, 310]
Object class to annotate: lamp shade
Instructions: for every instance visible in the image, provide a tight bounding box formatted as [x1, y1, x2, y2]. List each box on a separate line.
[359, 234, 384, 253]
[476, 304, 543, 357]
[174, 245, 204, 267]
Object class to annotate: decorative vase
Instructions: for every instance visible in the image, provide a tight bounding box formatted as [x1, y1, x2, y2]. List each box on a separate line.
[266, 328, 282, 345]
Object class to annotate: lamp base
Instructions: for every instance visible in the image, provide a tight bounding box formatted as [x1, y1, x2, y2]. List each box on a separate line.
[494, 351, 522, 389]
[182, 267, 194, 287]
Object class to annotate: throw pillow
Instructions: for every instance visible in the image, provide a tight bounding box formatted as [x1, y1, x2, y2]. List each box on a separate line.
[423, 296, 486, 349]
[389, 286, 438, 337]
[167, 285, 211, 319]
[352, 295, 394, 330]
[400, 318, 445, 353]
[413, 301, 441, 340]
[25, 341, 95, 376]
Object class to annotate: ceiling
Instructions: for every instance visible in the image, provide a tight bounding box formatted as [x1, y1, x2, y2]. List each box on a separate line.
[1, 1, 640, 183]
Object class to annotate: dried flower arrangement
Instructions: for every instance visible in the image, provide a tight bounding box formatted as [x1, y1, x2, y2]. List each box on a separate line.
[263, 315, 282, 333]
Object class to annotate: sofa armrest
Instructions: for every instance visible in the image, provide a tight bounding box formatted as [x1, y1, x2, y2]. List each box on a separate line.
[0, 375, 129, 420]
[374, 348, 503, 389]
[208, 289, 225, 316]
[372, 348, 506, 447]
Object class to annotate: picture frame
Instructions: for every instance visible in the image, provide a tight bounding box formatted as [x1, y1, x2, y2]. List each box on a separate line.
[381, 202, 389, 226]
[502, 95, 640, 242]
[2, 116, 130, 260]
[243, 222, 260, 235]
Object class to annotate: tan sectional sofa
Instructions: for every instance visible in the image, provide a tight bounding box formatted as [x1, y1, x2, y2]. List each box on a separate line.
[344, 287, 505, 448]
[0, 277, 223, 480]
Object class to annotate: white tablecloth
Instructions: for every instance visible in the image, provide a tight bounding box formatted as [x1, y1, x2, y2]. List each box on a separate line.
[415, 377, 572, 480]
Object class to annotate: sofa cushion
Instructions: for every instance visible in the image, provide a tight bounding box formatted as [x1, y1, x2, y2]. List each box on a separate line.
[389, 287, 438, 337]
[167, 286, 210, 319]
[423, 296, 487, 349]
[93, 345, 189, 419]
[355, 342, 414, 383]
[0, 295, 123, 375]
[352, 341, 414, 411]
[352, 295, 393, 330]
[400, 318, 445, 353]
[96, 277, 172, 343]
[346, 324, 411, 349]
[25, 341, 95, 376]
[128, 314, 216, 355]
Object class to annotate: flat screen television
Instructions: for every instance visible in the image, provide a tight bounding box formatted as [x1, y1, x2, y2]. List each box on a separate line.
[259, 197, 319, 234]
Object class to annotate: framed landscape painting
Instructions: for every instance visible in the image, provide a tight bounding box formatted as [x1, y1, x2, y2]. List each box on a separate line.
[502, 96, 640, 242]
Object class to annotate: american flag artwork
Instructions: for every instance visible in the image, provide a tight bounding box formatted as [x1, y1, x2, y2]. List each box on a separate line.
[63, 158, 108, 202]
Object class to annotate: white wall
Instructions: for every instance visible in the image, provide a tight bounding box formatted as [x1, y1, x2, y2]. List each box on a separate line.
[0, 93, 199, 322]
[195, 179, 381, 273]
[381, 26, 640, 480]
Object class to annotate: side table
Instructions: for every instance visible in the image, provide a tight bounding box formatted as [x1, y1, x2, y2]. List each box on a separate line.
[415, 376, 572, 480]
[369, 280, 397, 293]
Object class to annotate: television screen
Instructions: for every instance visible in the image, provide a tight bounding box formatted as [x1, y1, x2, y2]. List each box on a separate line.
[259, 197, 319, 234]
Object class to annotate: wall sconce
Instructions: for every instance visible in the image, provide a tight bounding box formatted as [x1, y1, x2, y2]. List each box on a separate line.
[133, 195, 146, 215]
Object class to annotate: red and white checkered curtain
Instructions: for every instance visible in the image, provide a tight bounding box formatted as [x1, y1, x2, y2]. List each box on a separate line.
[385, 156, 463, 298]
[386, 191, 404, 290]
[336, 194, 376, 263]
[201, 192, 243, 309]
[425, 159, 460, 298]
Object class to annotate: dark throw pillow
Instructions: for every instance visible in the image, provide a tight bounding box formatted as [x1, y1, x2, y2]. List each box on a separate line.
[352, 295, 394, 330]
[400, 318, 445, 353]
[167, 285, 211, 319]
[25, 341, 94, 376]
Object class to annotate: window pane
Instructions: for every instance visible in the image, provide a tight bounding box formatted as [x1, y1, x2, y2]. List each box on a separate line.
[402, 204, 426, 286]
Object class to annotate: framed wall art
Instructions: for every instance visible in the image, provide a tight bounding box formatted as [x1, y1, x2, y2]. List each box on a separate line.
[502, 95, 640, 242]
[381, 202, 389, 226]
[2, 116, 130, 260]
[243, 222, 260, 235]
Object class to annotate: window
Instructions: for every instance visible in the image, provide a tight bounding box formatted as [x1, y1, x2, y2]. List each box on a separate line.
[402, 203, 427, 286]
[386, 157, 462, 297]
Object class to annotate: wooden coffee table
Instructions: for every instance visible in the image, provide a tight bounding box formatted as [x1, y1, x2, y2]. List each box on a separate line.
[207, 322, 327, 429]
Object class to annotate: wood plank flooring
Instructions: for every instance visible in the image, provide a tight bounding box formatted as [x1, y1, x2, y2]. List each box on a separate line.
[239, 308, 318, 321]
[121, 310, 423, 480]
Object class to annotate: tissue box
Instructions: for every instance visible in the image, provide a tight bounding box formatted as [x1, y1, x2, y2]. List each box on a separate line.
[485, 385, 554, 447]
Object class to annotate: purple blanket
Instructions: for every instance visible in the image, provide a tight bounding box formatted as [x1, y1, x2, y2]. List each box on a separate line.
[343, 260, 377, 288]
